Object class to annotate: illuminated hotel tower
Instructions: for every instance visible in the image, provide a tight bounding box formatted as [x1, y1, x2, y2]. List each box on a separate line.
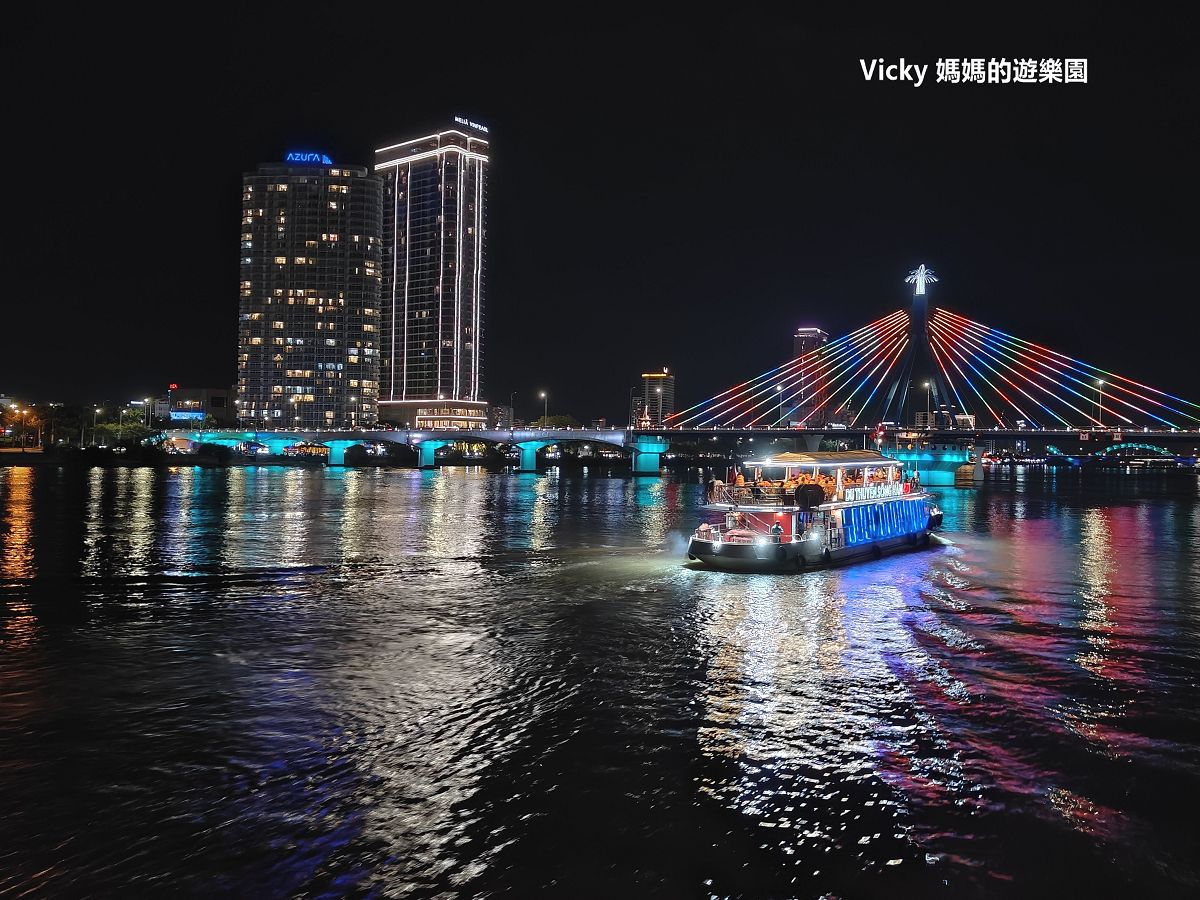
[375, 122, 489, 428]
[237, 155, 382, 429]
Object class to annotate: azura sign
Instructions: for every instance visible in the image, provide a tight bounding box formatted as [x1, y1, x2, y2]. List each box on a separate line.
[285, 151, 333, 165]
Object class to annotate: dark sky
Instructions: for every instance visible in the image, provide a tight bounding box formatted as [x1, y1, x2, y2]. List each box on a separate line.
[3, 11, 1195, 423]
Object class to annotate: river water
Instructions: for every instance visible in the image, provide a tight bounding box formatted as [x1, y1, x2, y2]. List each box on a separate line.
[1, 465, 1199, 898]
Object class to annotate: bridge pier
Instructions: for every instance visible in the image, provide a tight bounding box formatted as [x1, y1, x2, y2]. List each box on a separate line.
[514, 441, 553, 472]
[627, 436, 672, 476]
[325, 440, 361, 466]
[884, 444, 971, 487]
[415, 439, 454, 468]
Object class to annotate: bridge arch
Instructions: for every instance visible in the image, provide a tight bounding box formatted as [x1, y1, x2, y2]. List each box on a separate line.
[1098, 442, 1173, 457]
[408, 432, 633, 471]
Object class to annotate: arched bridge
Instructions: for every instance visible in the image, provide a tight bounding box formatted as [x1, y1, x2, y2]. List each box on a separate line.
[161, 427, 673, 473]
[161, 425, 1200, 478]
[1097, 442, 1173, 457]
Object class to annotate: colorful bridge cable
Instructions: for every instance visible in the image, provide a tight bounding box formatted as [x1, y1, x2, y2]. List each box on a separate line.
[698, 309, 909, 426]
[672, 309, 909, 428]
[933, 310, 1182, 427]
[741, 315, 911, 428]
[928, 316, 1081, 428]
[931, 313, 1121, 425]
[934, 309, 1200, 427]
[664, 308, 907, 425]
[802, 327, 909, 426]
[747, 314, 911, 427]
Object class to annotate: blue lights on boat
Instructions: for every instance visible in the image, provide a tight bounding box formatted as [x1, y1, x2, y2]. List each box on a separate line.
[842, 498, 927, 547]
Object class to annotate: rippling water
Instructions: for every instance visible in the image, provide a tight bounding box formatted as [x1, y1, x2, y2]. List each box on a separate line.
[2, 465, 1199, 897]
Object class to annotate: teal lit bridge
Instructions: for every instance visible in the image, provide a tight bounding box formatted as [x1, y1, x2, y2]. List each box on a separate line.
[159, 424, 1200, 485]
[161, 427, 673, 474]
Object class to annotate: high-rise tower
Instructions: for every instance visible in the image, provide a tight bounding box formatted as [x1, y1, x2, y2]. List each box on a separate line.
[375, 122, 489, 428]
[236, 155, 383, 429]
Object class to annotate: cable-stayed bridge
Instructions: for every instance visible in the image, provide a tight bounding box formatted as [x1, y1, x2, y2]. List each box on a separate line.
[164, 267, 1199, 480]
[668, 267, 1200, 433]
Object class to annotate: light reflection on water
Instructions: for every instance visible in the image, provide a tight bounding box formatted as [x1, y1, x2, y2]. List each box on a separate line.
[0, 465, 1198, 897]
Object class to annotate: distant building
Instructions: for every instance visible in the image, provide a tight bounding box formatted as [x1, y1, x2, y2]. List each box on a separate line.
[793, 327, 828, 360]
[169, 388, 236, 425]
[236, 154, 383, 430]
[375, 122, 489, 428]
[401, 400, 489, 430]
[637, 368, 675, 427]
[628, 391, 643, 427]
[789, 327, 829, 423]
[490, 405, 513, 429]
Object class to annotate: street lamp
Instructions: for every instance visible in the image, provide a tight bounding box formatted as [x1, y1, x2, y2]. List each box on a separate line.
[93, 407, 102, 446]
[143, 397, 152, 428]
[924, 381, 931, 427]
[289, 396, 299, 429]
[16, 408, 26, 453]
[776, 384, 783, 425]
[656, 386, 663, 427]
[539, 391, 547, 427]
[1096, 379, 1104, 427]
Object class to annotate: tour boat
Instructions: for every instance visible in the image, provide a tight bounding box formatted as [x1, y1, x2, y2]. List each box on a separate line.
[686, 450, 942, 572]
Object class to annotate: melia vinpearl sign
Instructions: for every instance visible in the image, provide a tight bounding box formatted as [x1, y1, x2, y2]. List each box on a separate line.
[453, 116, 489, 133]
[284, 151, 333, 164]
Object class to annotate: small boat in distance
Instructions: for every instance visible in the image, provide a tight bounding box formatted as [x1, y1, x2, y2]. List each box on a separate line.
[686, 450, 942, 572]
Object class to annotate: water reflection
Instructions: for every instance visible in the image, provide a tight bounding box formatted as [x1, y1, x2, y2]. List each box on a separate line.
[0, 466, 1197, 896]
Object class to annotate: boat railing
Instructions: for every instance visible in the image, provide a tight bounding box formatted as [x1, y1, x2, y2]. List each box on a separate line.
[693, 510, 782, 544]
[711, 483, 834, 506]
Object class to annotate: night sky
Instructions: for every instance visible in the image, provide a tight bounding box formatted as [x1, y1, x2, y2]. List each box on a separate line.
[4, 12, 1195, 423]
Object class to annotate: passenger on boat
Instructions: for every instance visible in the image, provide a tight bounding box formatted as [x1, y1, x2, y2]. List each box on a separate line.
[770, 522, 783, 543]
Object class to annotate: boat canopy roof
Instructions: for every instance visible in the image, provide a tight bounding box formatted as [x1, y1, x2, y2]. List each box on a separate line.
[740, 450, 901, 469]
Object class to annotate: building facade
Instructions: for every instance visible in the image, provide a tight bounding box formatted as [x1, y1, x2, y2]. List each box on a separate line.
[168, 387, 236, 425]
[789, 327, 829, 423]
[633, 369, 675, 427]
[237, 157, 383, 429]
[375, 124, 489, 428]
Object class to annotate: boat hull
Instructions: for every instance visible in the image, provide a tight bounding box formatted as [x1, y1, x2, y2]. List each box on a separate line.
[686, 530, 932, 573]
